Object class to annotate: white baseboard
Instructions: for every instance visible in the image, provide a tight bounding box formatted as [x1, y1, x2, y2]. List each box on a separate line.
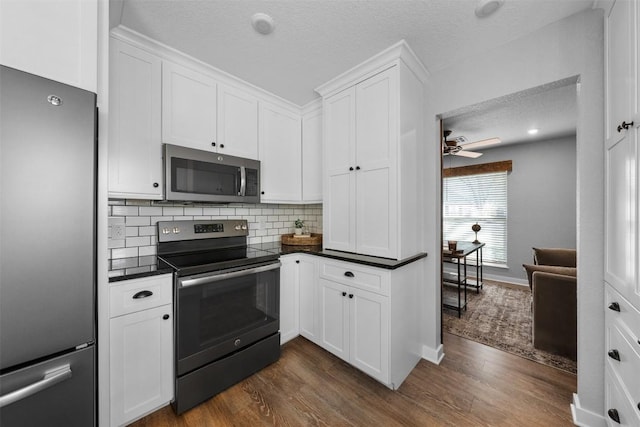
[483, 272, 529, 287]
[421, 343, 444, 364]
[571, 393, 606, 427]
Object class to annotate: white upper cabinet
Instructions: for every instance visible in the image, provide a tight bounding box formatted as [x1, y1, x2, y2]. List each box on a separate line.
[259, 102, 302, 202]
[355, 69, 397, 258]
[162, 62, 217, 151]
[108, 39, 163, 200]
[0, 0, 97, 92]
[605, 0, 640, 307]
[302, 104, 324, 202]
[217, 85, 259, 159]
[317, 41, 427, 260]
[323, 87, 357, 252]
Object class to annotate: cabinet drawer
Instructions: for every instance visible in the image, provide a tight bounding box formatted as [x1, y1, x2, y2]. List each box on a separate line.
[606, 284, 640, 343]
[110, 274, 173, 318]
[606, 320, 640, 409]
[319, 259, 389, 296]
[605, 365, 640, 426]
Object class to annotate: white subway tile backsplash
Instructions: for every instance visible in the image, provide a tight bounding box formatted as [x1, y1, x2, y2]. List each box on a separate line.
[111, 247, 138, 259]
[184, 207, 203, 216]
[107, 200, 323, 258]
[125, 216, 151, 226]
[139, 206, 163, 216]
[203, 208, 220, 216]
[112, 205, 138, 216]
[126, 236, 150, 247]
[162, 207, 184, 216]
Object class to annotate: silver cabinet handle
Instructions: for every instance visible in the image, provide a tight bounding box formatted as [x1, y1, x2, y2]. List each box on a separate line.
[0, 364, 72, 408]
[239, 166, 247, 196]
[180, 262, 281, 288]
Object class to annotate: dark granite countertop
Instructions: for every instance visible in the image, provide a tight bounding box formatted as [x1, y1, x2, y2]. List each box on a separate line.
[252, 242, 428, 270]
[109, 244, 428, 282]
[108, 255, 173, 283]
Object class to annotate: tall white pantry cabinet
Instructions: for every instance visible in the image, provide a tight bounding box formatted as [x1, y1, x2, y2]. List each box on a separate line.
[604, 0, 640, 425]
[317, 41, 427, 260]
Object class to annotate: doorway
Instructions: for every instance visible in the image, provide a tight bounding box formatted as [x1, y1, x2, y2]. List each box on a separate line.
[438, 79, 578, 373]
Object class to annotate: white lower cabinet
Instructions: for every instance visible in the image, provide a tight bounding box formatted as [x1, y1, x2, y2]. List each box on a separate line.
[319, 277, 390, 384]
[279, 254, 422, 389]
[318, 258, 421, 389]
[298, 255, 320, 344]
[109, 274, 173, 427]
[279, 256, 300, 344]
[279, 254, 319, 345]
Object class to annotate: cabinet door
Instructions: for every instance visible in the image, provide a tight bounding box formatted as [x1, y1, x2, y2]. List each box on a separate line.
[110, 304, 173, 427]
[606, 0, 635, 142]
[605, 0, 639, 306]
[259, 102, 302, 202]
[0, 0, 97, 92]
[302, 107, 323, 202]
[298, 256, 319, 344]
[355, 68, 398, 258]
[162, 61, 217, 151]
[279, 256, 299, 344]
[323, 88, 357, 252]
[217, 85, 259, 159]
[349, 289, 389, 383]
[109, 39, 163, 199]
[319, 278, 349, 361]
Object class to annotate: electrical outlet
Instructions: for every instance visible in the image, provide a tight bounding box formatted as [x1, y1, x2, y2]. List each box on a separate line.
[112, 224, 125, 240]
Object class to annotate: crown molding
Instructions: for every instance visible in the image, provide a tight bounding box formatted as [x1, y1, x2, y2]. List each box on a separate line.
[110, 25, 301, 112]
[315, 39, 429, 98]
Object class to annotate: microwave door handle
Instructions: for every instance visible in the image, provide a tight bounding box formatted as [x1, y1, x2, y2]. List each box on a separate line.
[239, 166, 246, 196]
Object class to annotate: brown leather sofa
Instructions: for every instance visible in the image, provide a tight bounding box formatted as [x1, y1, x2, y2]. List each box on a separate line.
[522, 248, 577, 360]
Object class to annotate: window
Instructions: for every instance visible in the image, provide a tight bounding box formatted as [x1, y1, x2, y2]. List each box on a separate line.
[443, 171, 508, 265]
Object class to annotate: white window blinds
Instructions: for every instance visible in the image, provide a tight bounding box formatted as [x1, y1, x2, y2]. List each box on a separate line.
[443, 171, 507, 264]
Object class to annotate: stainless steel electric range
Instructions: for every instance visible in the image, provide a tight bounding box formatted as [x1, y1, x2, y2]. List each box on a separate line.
[157, 219, 281, 414]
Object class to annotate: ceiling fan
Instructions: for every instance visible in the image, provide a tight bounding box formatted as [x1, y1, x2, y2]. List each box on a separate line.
[442, 130, 501, 158]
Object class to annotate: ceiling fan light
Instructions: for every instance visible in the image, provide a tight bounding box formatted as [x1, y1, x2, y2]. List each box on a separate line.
[475, 0, 505, 18]
[527, 128, 539, 135]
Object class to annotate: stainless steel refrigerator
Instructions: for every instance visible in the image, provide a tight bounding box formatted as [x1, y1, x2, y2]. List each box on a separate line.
[0, 65, 96, 426]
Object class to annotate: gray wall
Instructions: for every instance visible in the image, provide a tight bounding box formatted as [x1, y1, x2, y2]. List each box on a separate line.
[445, 135, 577, 283]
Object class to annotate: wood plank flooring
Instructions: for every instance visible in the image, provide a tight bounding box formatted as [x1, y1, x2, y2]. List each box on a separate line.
[130, 333, 577, 426]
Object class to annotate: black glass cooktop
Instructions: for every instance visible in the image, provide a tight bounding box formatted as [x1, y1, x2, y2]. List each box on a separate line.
[158, 245, 279, 277]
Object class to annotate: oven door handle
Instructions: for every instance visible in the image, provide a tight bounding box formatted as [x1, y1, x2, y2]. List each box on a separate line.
[179, 261, 281, 288]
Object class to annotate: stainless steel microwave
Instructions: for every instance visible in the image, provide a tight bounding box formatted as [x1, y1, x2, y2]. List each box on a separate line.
[164, 144, 260, 203]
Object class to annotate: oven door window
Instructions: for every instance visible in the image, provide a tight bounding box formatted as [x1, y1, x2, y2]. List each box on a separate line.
[177, 266, 279, 367]
[172, 157, 240, 196]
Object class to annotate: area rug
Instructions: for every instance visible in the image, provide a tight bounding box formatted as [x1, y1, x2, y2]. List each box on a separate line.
[443, 280, 577, 374]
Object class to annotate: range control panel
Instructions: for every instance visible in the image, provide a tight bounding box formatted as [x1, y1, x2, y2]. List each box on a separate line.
[157, 219, 249, 242]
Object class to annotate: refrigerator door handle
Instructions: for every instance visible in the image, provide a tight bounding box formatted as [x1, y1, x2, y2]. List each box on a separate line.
[0, 364, 72, 408]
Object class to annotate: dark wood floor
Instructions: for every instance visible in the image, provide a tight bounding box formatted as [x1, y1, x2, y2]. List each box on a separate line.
[130, 333, 577, 426]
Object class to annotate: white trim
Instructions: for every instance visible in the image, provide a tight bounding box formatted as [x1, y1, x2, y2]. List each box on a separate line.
[571, 393, 606, 427]
[301, 97, 322, 114]
[110, 25, 300, 112]
[421, 343, 444, 364]
[315, 40, 429, 98]
[593, 0, 615, 15]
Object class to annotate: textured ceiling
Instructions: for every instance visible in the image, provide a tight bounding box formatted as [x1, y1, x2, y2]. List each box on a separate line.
[442, 78, 578, 150]
[114, 0, 595, 106]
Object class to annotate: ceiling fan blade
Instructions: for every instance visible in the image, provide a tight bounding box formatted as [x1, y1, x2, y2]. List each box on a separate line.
[454, 150, 483, 158]
[461, 137, 501, 150]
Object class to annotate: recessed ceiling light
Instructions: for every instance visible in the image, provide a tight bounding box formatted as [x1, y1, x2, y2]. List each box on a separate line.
[475, 0, 505, 18]
[251, 13, 275, 35]
[528, 128, 539, 135]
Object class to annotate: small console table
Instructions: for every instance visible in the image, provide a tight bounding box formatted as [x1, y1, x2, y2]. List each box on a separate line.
[442, 241, 485, 317]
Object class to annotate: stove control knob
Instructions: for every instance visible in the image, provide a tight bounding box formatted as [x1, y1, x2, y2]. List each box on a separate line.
[162, 228, 170, 234]
[241, 224, 248, 230]
[173, 227, 180, 234]
[234, 224, 241, 231]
